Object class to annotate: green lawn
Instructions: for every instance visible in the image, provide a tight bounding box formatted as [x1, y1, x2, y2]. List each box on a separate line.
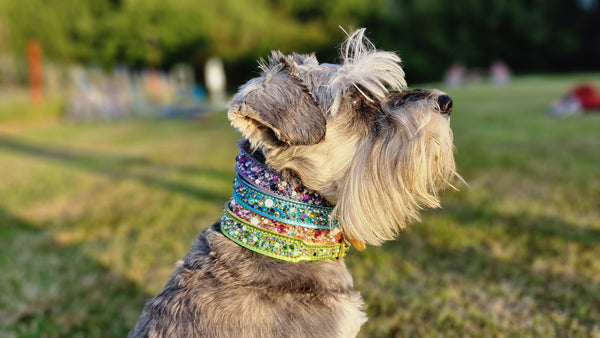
[0, 74, 599, 337]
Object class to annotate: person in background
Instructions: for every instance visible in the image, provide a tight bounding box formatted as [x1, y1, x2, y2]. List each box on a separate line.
[549, 82, 600, 116]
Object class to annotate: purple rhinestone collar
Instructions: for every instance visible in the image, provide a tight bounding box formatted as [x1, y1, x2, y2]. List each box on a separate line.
[235, 150, 333, 207]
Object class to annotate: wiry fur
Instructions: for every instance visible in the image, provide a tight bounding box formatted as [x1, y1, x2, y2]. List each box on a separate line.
[329, 28, 407, 114]
[230, 28, 458, 245]
[336, 90, 457, 243]
[130, 28, 459, 337]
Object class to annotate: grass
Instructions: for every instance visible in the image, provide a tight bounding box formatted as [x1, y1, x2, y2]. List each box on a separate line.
[0, 73, 599, 337]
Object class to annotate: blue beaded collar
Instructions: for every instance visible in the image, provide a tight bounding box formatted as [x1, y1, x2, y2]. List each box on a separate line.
[232, 175, 338, 229]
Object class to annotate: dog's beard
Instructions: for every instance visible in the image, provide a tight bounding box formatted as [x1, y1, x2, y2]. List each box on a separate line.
[335, 110, 458, 245]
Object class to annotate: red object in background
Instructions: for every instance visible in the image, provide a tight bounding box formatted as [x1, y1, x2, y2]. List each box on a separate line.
[571, 83, 600, 110]
[27, 39, 44, 106]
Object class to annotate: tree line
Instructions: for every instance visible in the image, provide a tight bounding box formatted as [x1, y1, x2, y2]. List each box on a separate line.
[0, 0, 598, 87]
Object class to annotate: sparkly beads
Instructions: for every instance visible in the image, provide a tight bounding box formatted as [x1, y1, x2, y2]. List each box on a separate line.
[236, 150, 332, 206]
[222, 150, 350, 262]
[229, 199, 342, 246]
[220, 206, 348, 262]
[232, 175, 338, 229]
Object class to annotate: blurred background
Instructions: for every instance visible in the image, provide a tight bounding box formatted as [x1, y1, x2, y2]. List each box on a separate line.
[0, 0, 599, 110]
[0, 1, 598, 337]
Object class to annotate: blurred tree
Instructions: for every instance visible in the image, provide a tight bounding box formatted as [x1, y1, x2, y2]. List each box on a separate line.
[364, 0, 599, 82]
[1, 0, 113, 63]
[0, 0, 597, 85]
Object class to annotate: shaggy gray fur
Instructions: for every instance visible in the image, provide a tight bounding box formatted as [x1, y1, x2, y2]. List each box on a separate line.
[129, 222, 364, 337]
[130, 28, 459, 337]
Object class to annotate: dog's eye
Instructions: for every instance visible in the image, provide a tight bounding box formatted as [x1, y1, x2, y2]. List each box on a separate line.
[352, 96, 362, 107]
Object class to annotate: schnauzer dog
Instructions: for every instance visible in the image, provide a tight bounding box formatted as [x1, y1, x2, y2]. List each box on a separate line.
[129, 29, 458, 337]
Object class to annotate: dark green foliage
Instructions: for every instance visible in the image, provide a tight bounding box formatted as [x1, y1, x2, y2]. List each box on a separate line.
[0, 0, 597, 84]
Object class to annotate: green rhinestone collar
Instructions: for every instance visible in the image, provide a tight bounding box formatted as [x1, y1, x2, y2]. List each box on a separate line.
[221, 204, 348, 262]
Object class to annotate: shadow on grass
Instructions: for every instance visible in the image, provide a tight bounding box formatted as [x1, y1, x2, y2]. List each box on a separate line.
[0, 134, 233, 202]
[359, 196, 600, 333]
[0, 207, 148, 337]
[440, 198, 600, 248]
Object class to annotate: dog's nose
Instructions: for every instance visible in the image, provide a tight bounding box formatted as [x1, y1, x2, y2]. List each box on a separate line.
[437, 95, 453, 115]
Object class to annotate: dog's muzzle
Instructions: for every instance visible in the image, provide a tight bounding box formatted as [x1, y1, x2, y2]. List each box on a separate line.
[437, 95, 453, 116]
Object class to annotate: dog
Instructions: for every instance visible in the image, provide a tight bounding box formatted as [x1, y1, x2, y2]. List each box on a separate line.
[129, 28, 459, 337]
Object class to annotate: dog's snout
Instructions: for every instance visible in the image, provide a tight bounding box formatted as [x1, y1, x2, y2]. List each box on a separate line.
[437, 95, 453, 115]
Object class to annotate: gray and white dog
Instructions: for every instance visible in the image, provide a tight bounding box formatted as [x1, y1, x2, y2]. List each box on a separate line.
[129, 29, 458, 337]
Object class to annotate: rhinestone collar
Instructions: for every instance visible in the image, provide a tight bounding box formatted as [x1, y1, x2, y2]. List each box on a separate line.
[232, 175, 338, 229]
[235, 150, 332, 206]
[220, 150, 347, 262]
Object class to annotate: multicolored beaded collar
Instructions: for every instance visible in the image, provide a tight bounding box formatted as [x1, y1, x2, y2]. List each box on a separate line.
[235, 150, 332, 206]
[220, 150, 348, 262]
[232, 175, 338, 229]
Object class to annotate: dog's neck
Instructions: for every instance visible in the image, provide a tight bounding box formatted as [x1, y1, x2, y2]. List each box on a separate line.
[219, 147, 348, 262]
[235, 148, 333, 207]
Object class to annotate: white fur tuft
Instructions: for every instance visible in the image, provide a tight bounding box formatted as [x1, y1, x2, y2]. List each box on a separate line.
[329, 28, 407, 115]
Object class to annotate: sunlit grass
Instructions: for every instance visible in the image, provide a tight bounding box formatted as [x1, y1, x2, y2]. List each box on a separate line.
[0, 74, 598, 337]
[353, 74, 600, 336]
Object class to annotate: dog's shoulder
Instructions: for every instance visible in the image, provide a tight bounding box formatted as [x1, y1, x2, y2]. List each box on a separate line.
[130, 221, 365, 337]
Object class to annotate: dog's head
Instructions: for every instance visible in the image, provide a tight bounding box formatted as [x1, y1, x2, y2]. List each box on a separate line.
[229, 29, 459, 246]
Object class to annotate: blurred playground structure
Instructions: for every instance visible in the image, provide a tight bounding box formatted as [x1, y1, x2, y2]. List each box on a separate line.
[65, 65, 209, 122]
[0, 46, 228, 121]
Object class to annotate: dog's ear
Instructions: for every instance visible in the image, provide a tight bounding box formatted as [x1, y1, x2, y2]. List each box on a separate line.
[228, 52, 326, 148]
